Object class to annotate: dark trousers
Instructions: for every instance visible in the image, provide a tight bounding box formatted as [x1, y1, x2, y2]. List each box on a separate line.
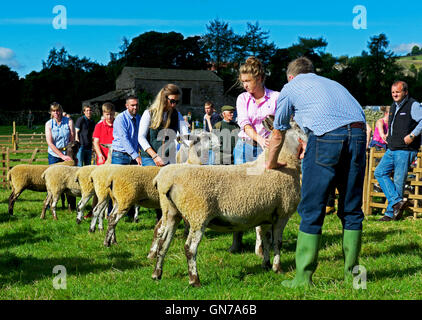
[299, 125, 366, 234]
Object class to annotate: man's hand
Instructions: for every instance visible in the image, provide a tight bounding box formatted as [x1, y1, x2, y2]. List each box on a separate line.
[404, 134, 415, 145]
[135, 156, 143, 166]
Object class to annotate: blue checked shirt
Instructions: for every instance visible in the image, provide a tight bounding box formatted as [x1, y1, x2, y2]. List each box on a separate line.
[274, 73, 366, 135]
[112, 109, 141, 160]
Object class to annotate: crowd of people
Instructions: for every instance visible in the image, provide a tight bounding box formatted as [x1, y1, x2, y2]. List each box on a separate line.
[42, 55, 422, 289]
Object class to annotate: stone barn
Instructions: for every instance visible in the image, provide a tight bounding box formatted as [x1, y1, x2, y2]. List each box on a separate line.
[83, 67, 231, 120]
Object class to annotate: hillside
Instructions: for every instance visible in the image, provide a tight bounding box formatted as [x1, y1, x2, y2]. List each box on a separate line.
[397, 55, 422, 76]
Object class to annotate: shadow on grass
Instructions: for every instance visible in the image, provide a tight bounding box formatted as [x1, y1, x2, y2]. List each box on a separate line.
[0, 250, 141, 286]
[0, 227, 51, 249]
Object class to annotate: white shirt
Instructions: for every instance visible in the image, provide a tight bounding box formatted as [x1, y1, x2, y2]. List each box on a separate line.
[138, 109, 189, 152]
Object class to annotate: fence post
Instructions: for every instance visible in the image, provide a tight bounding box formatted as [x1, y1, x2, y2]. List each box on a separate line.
[12, 122, 17, 151]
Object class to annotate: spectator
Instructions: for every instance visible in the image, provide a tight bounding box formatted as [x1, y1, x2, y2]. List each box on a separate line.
[138, 84, 189, 167]
[93, 102, 115, 165]
[375, 81, 422, 221]
[75, 105, 95, 167]
[230, 56, 279, 253]
[27, 110, 34, 129]
[203, 101, 222, 132]
[266, 57, 366, 288]
[111, 95, 142, 166]
[45, 102, 75, 164]
[369, 106, 390, 150]
[214, 105, 240, 165]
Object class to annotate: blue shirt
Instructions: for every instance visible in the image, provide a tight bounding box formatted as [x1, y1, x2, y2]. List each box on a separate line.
[390, 96, 422, 137]
[47, 117, 71, 157]
[274, 73, 366, 136]
[112, 109, 141, 160]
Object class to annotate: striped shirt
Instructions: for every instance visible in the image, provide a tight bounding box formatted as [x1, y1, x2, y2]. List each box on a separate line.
[274, 73, 365, 136]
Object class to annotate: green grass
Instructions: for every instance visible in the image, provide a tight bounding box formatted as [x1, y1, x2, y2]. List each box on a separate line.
[0, 189, 422, 300]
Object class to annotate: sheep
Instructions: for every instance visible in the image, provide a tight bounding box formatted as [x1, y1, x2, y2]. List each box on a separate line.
[41, 165, 86, 220]
[150, 121, 307, 287]
[102, 133, 211, 246]
[7, 140, 80, 216]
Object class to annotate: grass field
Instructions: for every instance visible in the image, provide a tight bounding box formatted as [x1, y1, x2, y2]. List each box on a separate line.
[1, 187, 422, 300]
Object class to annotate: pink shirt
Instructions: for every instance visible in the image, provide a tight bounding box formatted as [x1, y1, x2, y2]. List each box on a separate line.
[236, 87, 279, 140]
[373, 119, 388, 145]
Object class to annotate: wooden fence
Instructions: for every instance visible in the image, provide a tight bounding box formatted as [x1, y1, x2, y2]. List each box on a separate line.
[364, 147, 422, 219]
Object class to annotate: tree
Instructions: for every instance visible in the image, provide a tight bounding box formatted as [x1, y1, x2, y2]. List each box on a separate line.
[0, 65, 22, 110]
[202, 19, 236, 70]
[242, 22, 276, 65]
[411, 45, 422, 56]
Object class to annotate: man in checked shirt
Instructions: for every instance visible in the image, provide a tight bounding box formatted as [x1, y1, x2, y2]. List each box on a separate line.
[266, 57, 366, 288]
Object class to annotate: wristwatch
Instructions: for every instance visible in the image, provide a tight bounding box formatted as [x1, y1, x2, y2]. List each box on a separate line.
[410, 133, 415, 139]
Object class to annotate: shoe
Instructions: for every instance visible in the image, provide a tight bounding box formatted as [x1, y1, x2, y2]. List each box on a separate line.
[282, 231, 321, 289]
[325, 206, 336, 215]
[377, 215, 393, 221]
[343, 230, 362, 281]
[392, 200, 409, 220]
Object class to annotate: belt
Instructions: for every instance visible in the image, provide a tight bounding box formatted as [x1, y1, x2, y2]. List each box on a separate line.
[100, 143, 112, 148]
[113, 150, 131, 157]
[342, 122, 365, 130]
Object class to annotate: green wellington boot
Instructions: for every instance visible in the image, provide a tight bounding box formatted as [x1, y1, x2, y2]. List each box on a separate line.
[343, 229, 362, 281]
[282, 231, 321, 288]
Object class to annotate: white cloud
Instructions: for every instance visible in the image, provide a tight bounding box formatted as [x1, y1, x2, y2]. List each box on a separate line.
[393, 43, 422, 54]
[0, 47, 22, 70]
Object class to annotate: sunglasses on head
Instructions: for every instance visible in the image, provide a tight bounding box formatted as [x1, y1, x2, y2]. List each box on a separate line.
[167, 97, 180, 105]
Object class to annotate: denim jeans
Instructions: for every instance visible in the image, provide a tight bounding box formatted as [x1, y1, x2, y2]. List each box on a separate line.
[76, 146, 92, 167]
[141, 157, 156, 166]
[111, 151, 137, 165]
[48, 154, 64, 165]
[233, 139, 263, 164]
[374, 149, 417, 218]
[299, 125, 366, 234]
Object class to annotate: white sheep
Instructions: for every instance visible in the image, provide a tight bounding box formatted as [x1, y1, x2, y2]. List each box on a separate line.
[7, 141, 80, 216]
[41, 165, 92, 220]
[150, 121, 307, 287]
[103, 133, 210, 246]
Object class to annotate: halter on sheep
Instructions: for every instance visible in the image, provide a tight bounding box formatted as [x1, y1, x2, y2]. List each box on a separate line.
[151, 119, 307, 287]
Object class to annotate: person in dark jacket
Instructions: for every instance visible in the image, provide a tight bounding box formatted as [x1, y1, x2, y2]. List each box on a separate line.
[214, 105, 240, 165]
[375, 81, 422, 221]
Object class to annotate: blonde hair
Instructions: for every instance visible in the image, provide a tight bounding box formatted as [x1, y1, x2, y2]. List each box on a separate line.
[49, 102, 63, 118]
[238, 56, 265, 83]
[102, 102, 115, 113]
[148, 84, 181, 130]
[380, 105, 390, 113]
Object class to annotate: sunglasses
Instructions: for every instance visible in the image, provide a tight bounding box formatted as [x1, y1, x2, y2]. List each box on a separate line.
[167, 97, 180, 105]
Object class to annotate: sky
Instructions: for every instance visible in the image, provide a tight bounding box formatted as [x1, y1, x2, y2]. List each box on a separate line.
[1, 0, 422, 78]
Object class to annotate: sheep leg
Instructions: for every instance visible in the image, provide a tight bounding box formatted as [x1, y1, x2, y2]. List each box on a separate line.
[40, 193, 52, 219]
[152, 212, 182, 281]
[255, 226, 264, 258]
[228, 232, 243, 253]
[76, 195, 92, 224]
[184, 227, 205, 287]
[148, 218, 164, 259]
[103, 205, 123, 247]
[258, 225, 272, 270]
[50, 195, 60, 220]
[133, 205, 140, 223]
[271, 217, 289, 274]
[8, 189, 22, 216]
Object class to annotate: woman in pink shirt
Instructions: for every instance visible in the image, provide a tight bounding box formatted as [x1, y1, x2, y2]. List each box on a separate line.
[369, 106, 390, 150]
[234, 56, 279, 164]
[231, 57, 279, 253]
